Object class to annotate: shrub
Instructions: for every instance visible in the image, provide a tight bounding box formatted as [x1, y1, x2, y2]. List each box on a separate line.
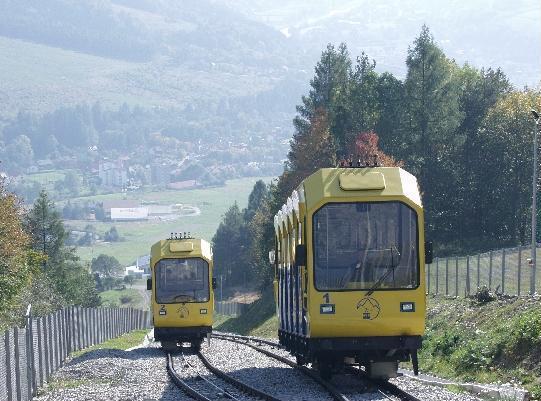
[473, 285, 495, 304]
[120, 295, 132, 305]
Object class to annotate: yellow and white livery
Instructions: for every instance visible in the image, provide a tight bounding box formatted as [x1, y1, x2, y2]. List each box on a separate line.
[271, 167, 431, 379]
[148, 236, 215, 350]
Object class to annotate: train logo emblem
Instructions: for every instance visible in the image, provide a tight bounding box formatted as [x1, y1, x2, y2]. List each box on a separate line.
[177, 305, 189, 318]
[356, 297, 380, 320]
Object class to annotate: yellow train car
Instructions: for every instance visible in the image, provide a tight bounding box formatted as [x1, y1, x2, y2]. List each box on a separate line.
[147, 234, 216, 350]
[270, 166, 432, 379]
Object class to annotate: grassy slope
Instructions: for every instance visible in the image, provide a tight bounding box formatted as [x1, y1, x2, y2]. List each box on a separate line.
[98, 288, 144, 309]
[216, 288, 278, 338]
[70, 329, 148, 358]
[67, 176, 273, 265]
[420, 296, 541, 397]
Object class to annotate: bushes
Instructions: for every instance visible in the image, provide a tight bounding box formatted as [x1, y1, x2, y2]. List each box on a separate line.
[473, 285, 495, 304]
[420, 297, 541, 393]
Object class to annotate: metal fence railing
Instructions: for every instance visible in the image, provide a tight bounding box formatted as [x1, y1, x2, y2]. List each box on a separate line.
[1, 305, 151, 401]
[215, 301, 251, 317]
[426, 244, 541, 297]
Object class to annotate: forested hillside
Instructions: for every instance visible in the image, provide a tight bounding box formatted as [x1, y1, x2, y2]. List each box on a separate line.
[212, 26, 541, 291]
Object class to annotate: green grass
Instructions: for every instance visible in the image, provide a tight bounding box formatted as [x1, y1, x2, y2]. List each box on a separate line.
[216, 289, 277, 338]
[99, 288, 144, 309]
[71, 329, 149, 358]
[69, 176, 273, 265]
[419, 296, 541, 398]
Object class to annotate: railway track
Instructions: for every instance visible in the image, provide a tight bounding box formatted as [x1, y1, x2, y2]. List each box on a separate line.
[212, 332, 423, 401]
[166, 348, 282, 401]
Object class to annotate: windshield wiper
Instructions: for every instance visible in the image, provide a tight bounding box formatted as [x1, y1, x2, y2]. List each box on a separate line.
[364, 265, 396, 297]
[173, 294, 195, 301]
[364, 246, 400, 297]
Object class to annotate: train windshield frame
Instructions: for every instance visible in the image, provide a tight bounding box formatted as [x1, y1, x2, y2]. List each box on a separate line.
[312, 201, 419, 292]
[155, 257, 210, 303]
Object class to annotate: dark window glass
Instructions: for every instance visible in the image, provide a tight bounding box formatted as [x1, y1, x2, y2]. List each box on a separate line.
[155, 258, 209, 303]
[313, 202, 418, 291]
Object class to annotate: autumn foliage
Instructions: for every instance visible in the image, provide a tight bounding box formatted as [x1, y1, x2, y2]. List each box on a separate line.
[0, 179, 33, 312]
[343, 131, 402, 167]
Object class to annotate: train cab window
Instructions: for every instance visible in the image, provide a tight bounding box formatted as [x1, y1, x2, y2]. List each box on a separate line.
[155, 258, 209, 303]
[313, 202, 418, 291]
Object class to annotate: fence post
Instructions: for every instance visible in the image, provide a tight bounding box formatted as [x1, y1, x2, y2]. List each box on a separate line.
[13, 327, 22, 401]
[501, 249, 506, 294]
[25, 305, 36, 397]
[44, 316, 51, 382]
[489, 251, 493, 289]
[54, 311, 60, 369]
[445, 258, 449, 295]
[435, 258, 439, 295]
[531, 243, 537, 295]
[518, 246, 522, 296]
[454, 257, 459, 296]
[476, 253, 480, 289]
[466, 256, 471, 296]
[36, 319, 43, 388]
[5, 330, 13, 401]
[427, 262, 431, 294]
[66, 308, 72, 355]
[54, 312, 60, 370]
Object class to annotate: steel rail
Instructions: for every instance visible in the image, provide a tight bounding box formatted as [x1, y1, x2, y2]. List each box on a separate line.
[212, 333, 350, 401]
[196, 349, 283, 401]
[213, 333, 423, 401]
[167, 347, 284, 401]
[345, 366, 422, 401]
[166, 352, 214, 401]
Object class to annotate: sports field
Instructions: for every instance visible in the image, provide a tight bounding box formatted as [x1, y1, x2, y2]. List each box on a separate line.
[68, 176, 274, 265]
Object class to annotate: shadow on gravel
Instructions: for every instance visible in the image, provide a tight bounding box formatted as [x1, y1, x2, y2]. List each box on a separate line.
[66, 347, 166, 366]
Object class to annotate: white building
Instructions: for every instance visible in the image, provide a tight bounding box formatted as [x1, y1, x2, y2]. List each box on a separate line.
[111, 207, 149, 221]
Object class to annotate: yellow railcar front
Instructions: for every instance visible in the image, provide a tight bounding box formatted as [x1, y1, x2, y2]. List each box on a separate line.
[148, 236, 215, 350]
[272, 167, 430, 379]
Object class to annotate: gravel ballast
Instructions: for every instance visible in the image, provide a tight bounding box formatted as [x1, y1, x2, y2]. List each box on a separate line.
[34, 333, 485, 401]
[34, 342, 191, 401]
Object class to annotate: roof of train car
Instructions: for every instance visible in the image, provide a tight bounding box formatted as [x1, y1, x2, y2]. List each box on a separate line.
[150, 238, 213, 265]
[274, 167, 422, 231]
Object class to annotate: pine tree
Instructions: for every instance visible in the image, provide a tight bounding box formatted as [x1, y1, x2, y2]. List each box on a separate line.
[24, 190, 99, 306]
[347, 53, 380, 151]
[454, 66, 511, 246]
[294, 43, 352, 154]
[24, 191, 67, 270]
[212, 203, 247, 288]
[404, 25, 463, 239]
[244, 180, 268, 223]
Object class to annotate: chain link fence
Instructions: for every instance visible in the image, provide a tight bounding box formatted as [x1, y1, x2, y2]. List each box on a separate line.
[1, 306, 151, 401]
[427, 245, 541, 297]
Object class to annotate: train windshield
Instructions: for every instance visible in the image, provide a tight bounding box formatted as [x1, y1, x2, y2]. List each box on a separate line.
[313, 202, 418, 291]
[155, 258, 209, 303]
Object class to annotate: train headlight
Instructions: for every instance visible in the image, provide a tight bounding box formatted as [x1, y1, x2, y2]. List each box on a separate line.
[320, 304, 335, 314]
[200, 308, 208, 314]
[400, 302, 415, 312]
